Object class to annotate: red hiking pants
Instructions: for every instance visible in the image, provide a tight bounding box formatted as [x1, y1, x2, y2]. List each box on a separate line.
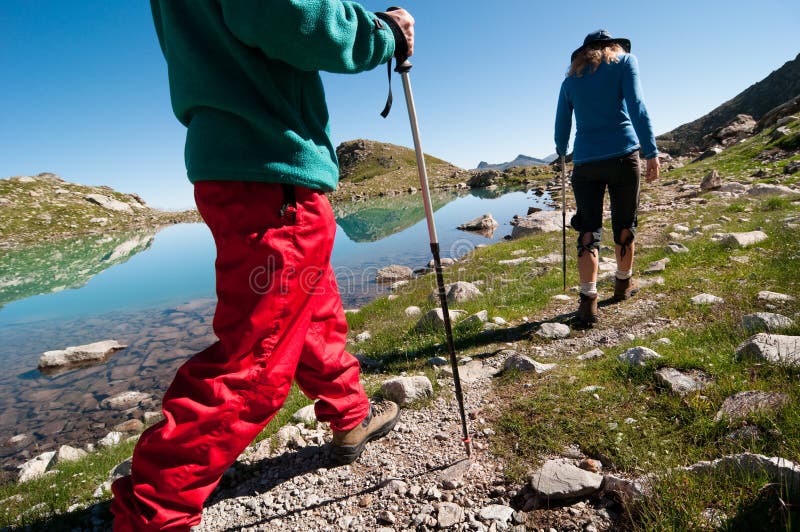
[111, 181, 369, 530]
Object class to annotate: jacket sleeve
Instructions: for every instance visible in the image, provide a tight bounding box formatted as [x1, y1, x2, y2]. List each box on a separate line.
[621, 54, 658, 159]
[218, 0, 396, 74]
[554, 81, 572, 156]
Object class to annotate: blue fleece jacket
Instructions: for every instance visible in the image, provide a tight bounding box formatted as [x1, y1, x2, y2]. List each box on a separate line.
[554, 53, 658, 164]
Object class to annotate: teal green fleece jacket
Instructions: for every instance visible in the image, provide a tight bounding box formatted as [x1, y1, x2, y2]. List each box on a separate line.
[150, 0, 396, 190]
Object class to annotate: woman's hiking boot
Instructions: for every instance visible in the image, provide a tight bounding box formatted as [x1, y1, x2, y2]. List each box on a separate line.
[331, 400, 399, 465]
[576, 292, 598, 325]
[614, 277, 639, 301]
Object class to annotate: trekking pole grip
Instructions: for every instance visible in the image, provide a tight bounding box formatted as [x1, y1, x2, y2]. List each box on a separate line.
[395, 59, 412, 73]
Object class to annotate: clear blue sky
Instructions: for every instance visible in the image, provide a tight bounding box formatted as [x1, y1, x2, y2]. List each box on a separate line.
[1, 1, 798, 210]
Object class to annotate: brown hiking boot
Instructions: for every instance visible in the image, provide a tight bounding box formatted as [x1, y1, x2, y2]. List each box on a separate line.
[331, 400, 399, 465]
[576, 292, 598, 325]
[613, 277, 639, 301]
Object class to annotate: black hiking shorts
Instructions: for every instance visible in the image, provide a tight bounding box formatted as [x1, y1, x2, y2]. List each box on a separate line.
[570, 150, 641, 252]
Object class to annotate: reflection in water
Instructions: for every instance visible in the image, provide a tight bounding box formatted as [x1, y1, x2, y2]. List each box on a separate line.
[332, 190, 458, 243]
[0, 231, 155, 309]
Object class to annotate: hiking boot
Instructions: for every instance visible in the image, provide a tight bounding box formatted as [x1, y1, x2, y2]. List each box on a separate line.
[331, 400, 399, 465]
[576, 292, 598, 325]
[613, 277, 639, 301]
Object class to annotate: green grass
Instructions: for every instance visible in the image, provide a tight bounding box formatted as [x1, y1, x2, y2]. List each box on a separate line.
[488, 170, 800, 529]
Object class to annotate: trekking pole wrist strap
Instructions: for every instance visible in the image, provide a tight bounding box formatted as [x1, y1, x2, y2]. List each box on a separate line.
[375, 8, 409, 118]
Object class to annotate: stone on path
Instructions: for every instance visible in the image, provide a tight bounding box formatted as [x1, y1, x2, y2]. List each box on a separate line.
[273, 425, 306, 449]
[18, 452, 56, 483]
[478, 504, 515, 524]
[458, 213, 498, 232]
[528, 459, 603, 500]
[510, 210, 573, 239]
[691, 293, 724, 305]
[536, 322, 570, 339]
[376, 264, 413, 282]
[757, 291, 795, 303]
[742, 313, 795, 333]
[736, 333, 800, 366]
[719, 231, 767, 248]
[618, 346, 662, 367]
[381, 376, 433, 405]
[414, 308, 465, 332]
[503, 352, 556, 373]
[654, 368, 708, 395]
[292, 404, 317, 424]
[38, 339, 126, 373]
[714, 390, 790, 422]
[437, 502, 465, 528]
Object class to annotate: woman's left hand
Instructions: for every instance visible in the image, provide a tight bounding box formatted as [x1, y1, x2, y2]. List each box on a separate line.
[645, 157, 660, 182]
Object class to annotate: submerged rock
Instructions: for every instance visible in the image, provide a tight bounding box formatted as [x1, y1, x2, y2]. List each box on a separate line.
[38, 340, 127, 374]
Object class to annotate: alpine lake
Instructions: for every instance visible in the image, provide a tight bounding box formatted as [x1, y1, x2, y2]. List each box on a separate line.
[0, 186, 552, 477]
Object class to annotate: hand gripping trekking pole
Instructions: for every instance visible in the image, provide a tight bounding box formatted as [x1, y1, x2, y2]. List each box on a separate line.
[396, 59, 471, 457]
[560, 156, 567, 292]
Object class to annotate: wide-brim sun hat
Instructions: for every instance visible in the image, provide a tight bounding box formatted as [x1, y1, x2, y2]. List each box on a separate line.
[571, 29, 631, 61]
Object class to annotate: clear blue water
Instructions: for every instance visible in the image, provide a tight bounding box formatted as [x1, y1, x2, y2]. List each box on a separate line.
[0, 187, 553, 463]
[0, 187, 550, 326]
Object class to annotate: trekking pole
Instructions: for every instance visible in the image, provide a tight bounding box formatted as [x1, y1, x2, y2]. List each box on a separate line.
[560, 156, 567, 292]
[396, 59, 471, 457]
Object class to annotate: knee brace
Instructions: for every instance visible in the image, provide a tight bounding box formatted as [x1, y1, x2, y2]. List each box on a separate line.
[576, 230, 601, 257]
[614, 228, 635, 258]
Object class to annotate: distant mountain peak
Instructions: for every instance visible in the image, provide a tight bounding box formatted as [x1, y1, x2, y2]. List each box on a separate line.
[475, 153, 557, 171]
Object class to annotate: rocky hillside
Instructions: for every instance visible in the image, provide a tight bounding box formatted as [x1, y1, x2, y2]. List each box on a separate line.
[658, 52, 800, 155]
[331, 140, 470, 202]
[476, 154, 556, 171]
[0, 173, 199, 249]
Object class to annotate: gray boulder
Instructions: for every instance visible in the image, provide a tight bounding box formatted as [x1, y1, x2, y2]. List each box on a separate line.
[511, 210, 572, 239]
[691, 293, 724, 305]
[654, 368, 708, 395]
[714, 390, 790, 422]
[665, 242, 689, 254]
[55, 445, 87, 464]
[438, 281, 482, 304]
[84, 193, 133, 213]
[536, 322, 570, 339]
[757, 291, 795, 303]
[291, 404, 317, 424]
[381, 376, 433, 405]
[38, 340, 126, 373]
[700, 169, 722, 191]
[414, 308, 465, 332]
[93, 458, 132, 497]
[618, 346, 661, 367]
[478, 504, 515, 524]
[437, 502, 465, 527]
[458, 213, 498, 232]
[736, 333, 800, 366]
[742, 313, 795, 333]
[376, 265, 413, 282]
[18, 452, 57, 483]
[528, 459, 603, 500]
[748, 183, 799, 197]
[503, 353, 556, 373]
[682, 453, 800, 499]
[719, 231, 767, 248]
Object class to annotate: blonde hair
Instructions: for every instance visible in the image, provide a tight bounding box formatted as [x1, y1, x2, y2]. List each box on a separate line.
[568, 43, 625, 77]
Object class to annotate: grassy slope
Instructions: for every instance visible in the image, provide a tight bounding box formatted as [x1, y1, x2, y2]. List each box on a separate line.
[0, 174, 198, 249]
[2, 122, 799, 528]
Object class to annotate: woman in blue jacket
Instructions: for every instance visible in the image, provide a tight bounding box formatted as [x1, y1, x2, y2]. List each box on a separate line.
[555, 30, 660, 325]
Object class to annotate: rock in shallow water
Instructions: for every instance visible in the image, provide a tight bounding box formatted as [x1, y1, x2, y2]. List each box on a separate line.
[38, 339, 126, 374]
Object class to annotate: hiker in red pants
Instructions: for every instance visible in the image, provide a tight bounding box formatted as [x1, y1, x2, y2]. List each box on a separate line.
[111, 2, 414, 529]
